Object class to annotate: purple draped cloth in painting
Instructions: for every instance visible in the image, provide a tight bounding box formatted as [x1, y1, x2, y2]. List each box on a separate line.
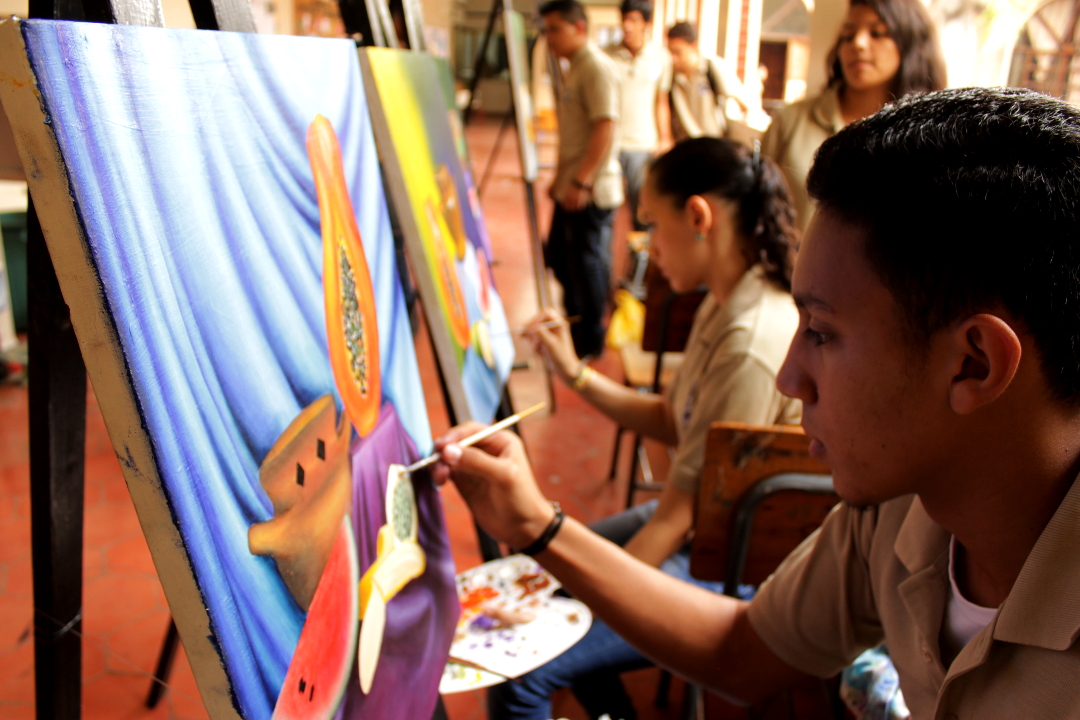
[342, 402, 459, 719]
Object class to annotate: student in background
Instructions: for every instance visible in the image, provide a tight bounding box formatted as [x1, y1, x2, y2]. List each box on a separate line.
[762, 0, 945, 230]
[435, 87, 1080, 718]
[488, 138, 802, 720]
[541, 0, 623, 359]
[605, 0, 673, 233]
[666, 22, 754, 143]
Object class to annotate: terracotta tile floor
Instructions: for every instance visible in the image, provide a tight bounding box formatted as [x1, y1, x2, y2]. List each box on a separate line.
[0, 114, 697, 720]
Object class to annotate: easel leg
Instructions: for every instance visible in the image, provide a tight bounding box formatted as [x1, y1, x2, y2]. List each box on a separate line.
[523, 181, 558, 411]
[477, 111, 514, 198]
[27, 197, 87, 720]
[146, 618, 180, 708]
[462, 0, 501, 126]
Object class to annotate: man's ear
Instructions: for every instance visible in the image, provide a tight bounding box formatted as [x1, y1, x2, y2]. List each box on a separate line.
[685, 195, 712, 236]
[948, 314, 1022, 415]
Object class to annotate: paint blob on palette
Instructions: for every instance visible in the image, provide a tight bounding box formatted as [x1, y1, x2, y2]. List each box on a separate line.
[439, 662, 506, 695]
[449, 555, 592, 679]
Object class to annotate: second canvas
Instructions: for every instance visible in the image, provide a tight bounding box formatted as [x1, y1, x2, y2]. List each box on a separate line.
[361, 48, 515, 424]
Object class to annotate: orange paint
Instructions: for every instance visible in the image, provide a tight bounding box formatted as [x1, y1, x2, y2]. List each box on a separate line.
[424, 198, 472, 349]
[308, 115, 381, 437]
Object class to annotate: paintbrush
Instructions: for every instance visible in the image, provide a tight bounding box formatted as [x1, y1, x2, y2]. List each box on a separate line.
[506, 316, 582, 336]
[406, 401, 547, 473]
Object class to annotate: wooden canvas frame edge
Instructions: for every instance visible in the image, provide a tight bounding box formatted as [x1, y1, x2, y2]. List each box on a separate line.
[0, 20, 240, 719]
[357, 47, 474, 423]
[502, 0, 539, 184]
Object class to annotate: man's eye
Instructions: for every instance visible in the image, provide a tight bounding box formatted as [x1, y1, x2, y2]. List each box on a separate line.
[804, 326, 828, 346]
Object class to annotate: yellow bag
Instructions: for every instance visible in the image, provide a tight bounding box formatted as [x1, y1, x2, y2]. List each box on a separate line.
[606, 289, 645, 350]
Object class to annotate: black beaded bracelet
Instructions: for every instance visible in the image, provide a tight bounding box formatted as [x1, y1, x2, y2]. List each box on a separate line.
[518, 502, 565, 557]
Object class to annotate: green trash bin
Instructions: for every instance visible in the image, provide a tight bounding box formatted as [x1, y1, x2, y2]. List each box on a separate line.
[1, 212, 28, 334]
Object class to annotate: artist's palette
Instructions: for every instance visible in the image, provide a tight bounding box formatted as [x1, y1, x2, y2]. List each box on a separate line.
[449, 555, 592, 680]
[438, 662, 506, 694]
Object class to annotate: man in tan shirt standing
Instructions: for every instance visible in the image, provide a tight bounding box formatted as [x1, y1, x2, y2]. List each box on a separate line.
[433, 88, 1080, 717]
[605, 0, 671, 232]
[541, 0, 623, 358]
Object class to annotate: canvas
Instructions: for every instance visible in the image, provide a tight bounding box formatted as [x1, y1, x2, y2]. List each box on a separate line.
[359, 48, 515, 424]
[0, 19, 458, 720]
[504, 4, 540, 184]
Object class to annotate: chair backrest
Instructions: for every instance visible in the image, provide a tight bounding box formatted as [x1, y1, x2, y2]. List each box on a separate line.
[690, 421, 838, 588]
[641, 263, 706, 356]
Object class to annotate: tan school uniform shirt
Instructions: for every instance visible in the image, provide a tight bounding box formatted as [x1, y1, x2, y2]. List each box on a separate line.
[669, 56, 749, 142]
[665, 265, 802, 495]
[605, 42, 670, 153]
[748, 477, 1080, 719]
[553, 42, 623, 210]
[760, 86, 844, 232]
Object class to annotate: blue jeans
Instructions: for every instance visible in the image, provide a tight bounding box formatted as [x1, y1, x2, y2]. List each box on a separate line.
[545, 203, 613, 357]
[487, 502, 753, 720]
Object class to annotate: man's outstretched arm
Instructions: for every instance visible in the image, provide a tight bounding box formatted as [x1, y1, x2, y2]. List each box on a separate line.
[431, 423, 809, 705]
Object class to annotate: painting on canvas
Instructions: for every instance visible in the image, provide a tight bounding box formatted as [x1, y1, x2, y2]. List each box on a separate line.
[0, 20, 458, 720]
[360, 48, 515, 424]
[504, 3, 540, 183]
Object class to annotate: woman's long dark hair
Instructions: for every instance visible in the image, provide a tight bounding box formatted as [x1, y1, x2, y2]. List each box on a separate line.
[826, 0, 946, 99]
[648, 137, 797, 292]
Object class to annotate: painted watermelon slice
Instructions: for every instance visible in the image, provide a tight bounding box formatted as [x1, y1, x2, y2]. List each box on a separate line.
[272, 518, 360, 720]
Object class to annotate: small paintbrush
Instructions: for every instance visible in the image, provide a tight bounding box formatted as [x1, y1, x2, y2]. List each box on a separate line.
[505, 316, 581, 337]
[406, 401, 547, 473]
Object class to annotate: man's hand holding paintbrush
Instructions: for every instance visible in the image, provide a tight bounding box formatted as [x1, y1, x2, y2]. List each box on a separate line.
[431, 422, 556, 552]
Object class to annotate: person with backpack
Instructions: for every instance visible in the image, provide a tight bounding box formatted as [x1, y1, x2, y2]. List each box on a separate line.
[666, 22, 754, 143]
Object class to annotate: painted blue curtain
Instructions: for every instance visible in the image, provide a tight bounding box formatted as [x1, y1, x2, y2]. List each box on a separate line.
[23, 21, 432, 718]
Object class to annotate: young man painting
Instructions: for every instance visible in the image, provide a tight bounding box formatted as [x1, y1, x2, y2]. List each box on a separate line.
[541, 0, 623, 358]
[605, 0, 672, 232]
[432, 87, 1080, 716]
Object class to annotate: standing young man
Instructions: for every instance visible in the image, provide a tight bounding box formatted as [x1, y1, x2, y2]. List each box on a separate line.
[541, 0, 623, 358]
[666, 21, 753, 142]
[434, 88, 1080, 716]
[605, 0, 672, 232]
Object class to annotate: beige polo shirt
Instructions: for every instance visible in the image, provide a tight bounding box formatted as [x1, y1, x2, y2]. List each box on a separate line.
[748, 476, 1080, 718]
[605, 42, 670, 153]
[670, 56, 748, 142]
[760, 86, 844, 232]
[665, 266, 801, 495]
[554, 42, 624, 210]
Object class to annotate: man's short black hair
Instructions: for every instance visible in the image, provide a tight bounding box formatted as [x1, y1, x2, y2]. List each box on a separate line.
[667, 21, 697, 44]
[620, 0, 653, 22]
[538, 0, 587, 25]
[808, 87, 1080, 404]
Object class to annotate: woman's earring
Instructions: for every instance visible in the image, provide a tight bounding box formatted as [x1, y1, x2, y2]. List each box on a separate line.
[695, 232, 705, 242]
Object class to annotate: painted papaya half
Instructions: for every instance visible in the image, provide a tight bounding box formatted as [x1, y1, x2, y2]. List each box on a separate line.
[423, 197, 472, 350]
[435, 164, 468, 260]
[308, 115, 381, 437]
[271, 519, 360, 720]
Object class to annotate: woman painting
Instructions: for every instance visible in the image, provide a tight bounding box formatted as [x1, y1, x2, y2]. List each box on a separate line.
[489, 136, 802, 720]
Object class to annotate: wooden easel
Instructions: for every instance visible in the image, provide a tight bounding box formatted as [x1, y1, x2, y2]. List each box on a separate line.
[19, 1, 458, 719]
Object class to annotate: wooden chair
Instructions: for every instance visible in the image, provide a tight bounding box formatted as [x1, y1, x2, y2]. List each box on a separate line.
[610, 263, 706, 508]
[684, 420, 843, 719]
[690, 420, 837, 586]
